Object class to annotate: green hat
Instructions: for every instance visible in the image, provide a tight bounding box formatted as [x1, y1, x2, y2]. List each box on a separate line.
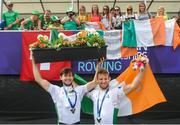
[66, 6, 75, 14]
[32, 10, 39, 15]
[51, 16, 59, 22]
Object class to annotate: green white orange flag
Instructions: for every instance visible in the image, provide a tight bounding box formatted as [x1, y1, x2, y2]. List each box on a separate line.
[104, 30, 137, 59]
[173, 22, 180, 50]
[122, 17, 166, 47]
[75, 60, 166, 116]
[115, 61, 166, 116]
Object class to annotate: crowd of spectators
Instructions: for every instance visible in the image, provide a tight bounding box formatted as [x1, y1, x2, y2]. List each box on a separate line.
[1, 1, 180, 30]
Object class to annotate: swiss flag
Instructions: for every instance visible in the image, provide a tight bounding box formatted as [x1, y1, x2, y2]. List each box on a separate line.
[20, 31, 71, 81]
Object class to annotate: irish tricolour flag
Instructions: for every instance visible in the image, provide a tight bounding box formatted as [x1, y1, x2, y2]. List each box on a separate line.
[122, 17, 166, 47]
[77, 61, 166, 116]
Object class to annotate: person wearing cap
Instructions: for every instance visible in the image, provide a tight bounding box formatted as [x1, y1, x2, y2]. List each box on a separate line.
[61, 7, 80, 30]
[2, 1, 20, 30]
[20, 10, 41, 30]
[47, 16, 63, 30]
[39, 10, 53, 30]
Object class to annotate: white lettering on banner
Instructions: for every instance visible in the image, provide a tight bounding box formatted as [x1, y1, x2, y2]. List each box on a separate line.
[137, 47, 148, 51]
[78, 61, 122, 72]
[122, 47, 148, 60]
[40, 63, 50, 70]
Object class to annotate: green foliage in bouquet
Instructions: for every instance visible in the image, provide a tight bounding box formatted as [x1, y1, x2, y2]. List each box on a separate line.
[29, 30, 105, 50]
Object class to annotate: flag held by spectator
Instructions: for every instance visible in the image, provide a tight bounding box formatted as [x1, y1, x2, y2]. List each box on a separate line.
[173, 22, 180, 50]
[104, 30, 137, 59]
[122, 17, 166, 47]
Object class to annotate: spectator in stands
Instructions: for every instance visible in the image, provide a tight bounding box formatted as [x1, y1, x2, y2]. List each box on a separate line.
[2, 1, 20, 30]
[176, 10, 180, 27]
[20, 10, 41, 30]
[61, 7, 80, 30]
[47, 16, 63, 30]
[39, 10, 53, 30]
[156, 6, 169, 20]
[122, 5, 138, 21]
[101, 5, 111, 30]
[137, 2, 151, 20]
[110, 7, 116, 29]
[32, 56, 102, 124]
[77, 5, 89, 29]
[89, 4, 101, 22]
[114, 6, 123, 30]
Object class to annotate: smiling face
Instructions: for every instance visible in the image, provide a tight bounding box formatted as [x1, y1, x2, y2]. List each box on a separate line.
[60, 68, 74, 86]
[158, 6, 165, 16]
[139, 2, 146, 13]
[97, 69, 111, 90]
[126, 5, 133, 15]
[7, 4, 13, 11]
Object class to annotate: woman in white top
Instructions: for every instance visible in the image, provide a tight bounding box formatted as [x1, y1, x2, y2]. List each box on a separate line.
[114, 6, 123, 29]
[137, 2, 151, 20]
[110, 7, 116, 29]
[101, 5, 111, 30]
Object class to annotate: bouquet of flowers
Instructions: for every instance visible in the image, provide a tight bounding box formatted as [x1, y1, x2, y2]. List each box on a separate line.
[29, 35, 51, 49]
[29, 30, 105, 50]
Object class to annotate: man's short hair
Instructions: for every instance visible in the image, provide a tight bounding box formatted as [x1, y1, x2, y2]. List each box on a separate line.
[60, 68, 74, 76]
[97, 68, 109, 76]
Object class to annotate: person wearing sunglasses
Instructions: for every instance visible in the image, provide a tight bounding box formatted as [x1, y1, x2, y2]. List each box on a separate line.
[114, 6, 123, 30]
[2, 1, 20, 30]
[101, 5, 111, 30]
[122, 5, 138, 21]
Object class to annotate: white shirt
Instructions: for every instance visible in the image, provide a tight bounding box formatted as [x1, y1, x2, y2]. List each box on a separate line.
[48, 84, 88, 124]
[86, 80, 125, 124]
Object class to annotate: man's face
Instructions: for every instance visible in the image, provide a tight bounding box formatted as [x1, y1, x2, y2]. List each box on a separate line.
[97, 73, 110, 90]
[32, 15, 39, 21]
[7, 4, 13, 10]
[60, 73, 74, 86]
[44, 11, 51, 20]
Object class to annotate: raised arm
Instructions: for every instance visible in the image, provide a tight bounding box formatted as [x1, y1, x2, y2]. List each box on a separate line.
[86, 58, 104, 91]
[32, 56, 50, 91]
[123, 57, 149, 94]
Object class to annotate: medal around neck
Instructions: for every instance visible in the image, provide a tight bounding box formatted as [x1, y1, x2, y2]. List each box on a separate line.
[70, 108, 76, 114]
[96, 117, 102, 123]
[63, 87, 77, 114]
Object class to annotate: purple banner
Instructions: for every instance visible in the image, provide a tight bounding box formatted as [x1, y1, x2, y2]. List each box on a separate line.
[0, 32, 22, 74]
[0, 31, 180, 75]
[72, 47, 180, 74]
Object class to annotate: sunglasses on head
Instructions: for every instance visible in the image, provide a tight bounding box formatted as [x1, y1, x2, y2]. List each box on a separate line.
[103, 8, 108, 10]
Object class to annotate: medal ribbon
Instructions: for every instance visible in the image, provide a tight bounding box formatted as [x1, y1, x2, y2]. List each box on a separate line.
[63, 87, 77, 110]
[97, 88, 109, 118]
